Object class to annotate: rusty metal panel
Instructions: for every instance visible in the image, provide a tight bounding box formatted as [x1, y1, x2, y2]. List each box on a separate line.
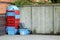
[20, 7, 32, 30]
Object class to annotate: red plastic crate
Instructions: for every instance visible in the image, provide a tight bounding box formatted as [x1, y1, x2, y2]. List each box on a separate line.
[15, 19, 20, 24]
[6, 20, 15, 22]
[6, 17, 15, 21]
[15, 10, 20, 15]
[6, 21, 15, 24]
[6, 20, 15, 23]
[6, 16, 15, 19]
[15, 23, 19, 29]
[6, 23, 15, 26]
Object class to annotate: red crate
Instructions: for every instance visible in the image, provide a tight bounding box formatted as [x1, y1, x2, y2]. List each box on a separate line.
[6, 16, 15, 19]
[6, 21, 15, 24]
[6, 19, 15, 21]
[6, 17, 15, 21]
[6, 19, 15, 22]
[15, 23, 19, 29]
[6, 20, 15, 23]
[15, 10, 20, 15]
[15, 19, 20, 24]
[6, 23, 15, 26]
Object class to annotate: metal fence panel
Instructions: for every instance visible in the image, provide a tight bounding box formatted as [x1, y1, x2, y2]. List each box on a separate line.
[54, 6, 60, 34]
[32, 6, 53, 34]
[20, 7, 32, 30]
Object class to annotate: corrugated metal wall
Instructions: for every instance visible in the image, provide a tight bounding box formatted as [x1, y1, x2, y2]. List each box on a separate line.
[54, 6, 60, 34]
[20, 5, 60, 34]
[20, 7, 32, 30]
[32, 6, 53, 33]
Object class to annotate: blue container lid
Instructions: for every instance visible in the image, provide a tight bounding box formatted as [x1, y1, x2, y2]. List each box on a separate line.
[7, 5, 19, 10]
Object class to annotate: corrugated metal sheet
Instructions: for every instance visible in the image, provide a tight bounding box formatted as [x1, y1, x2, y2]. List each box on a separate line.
[54, 6, 60, 34]
[20, 6, 60, 34]
[20, 7, 32, 30]
[32, 6, 53, 33]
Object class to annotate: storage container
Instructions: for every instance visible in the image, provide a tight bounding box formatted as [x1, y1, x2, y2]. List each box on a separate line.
[6, 19, 15, 22]
[6, 23, 15, 26]
[15, 19, 20, 24]
[15, 23, 19, 29]
[6, 21, 15, 24]
[15, 29, 18, 34]
[6, 26, 15, 32]
[8, 30, 15, 35]
[7, 5, 19, 11]
[6, 17, 15, 21]
[6, 12, 15, 16]
[6, 27, 16, 35]
[15, 10, 20, 15]
[19, 28, 30, 35]
[15, 15, 20, 19]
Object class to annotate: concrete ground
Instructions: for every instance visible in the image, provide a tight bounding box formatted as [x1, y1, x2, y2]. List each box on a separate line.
[0, 35, 60, 40]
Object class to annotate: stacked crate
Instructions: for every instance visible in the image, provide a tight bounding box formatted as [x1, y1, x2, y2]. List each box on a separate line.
[15, 10, 20, 29]
[6, 5, 20, 35]
[0, 15, 6, 35]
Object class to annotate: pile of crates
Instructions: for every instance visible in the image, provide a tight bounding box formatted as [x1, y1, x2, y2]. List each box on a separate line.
[6, 5, 20, 35]
[0, 15, 6, 35]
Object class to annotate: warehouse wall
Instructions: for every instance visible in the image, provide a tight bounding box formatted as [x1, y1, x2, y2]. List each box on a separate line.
[20, 7, 32, 30]
[32, 6, 53, 34]
[54, 6, 60, 34]
[20, 5, 60, 34]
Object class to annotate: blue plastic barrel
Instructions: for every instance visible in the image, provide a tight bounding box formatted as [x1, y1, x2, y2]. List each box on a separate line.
[15, 15, 20, 19]
[7, 5, 19, 10]
[6, 12, 15, 16]
[19, 28, 30, 35]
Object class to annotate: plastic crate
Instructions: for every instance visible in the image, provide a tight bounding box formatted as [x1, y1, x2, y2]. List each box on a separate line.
[6, 23, 15, 26]
[15, 15, 20, 19]
[15, 24, 19, 29]
[6, 27, 15, 35]
[8, 31, 15, 35]
[15, 29, 18, 34]
[6, 18, 15, 21]
[6, 21, 15, 24]
[6, 16, 15, 18]
[15, 10, 20, 15]
[15, 19, 20, 24]
[6, 27, 15, 30]
[7, 5, 19, 10]
[19, 28, 30, 35]
[6, 12, 15, 16]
